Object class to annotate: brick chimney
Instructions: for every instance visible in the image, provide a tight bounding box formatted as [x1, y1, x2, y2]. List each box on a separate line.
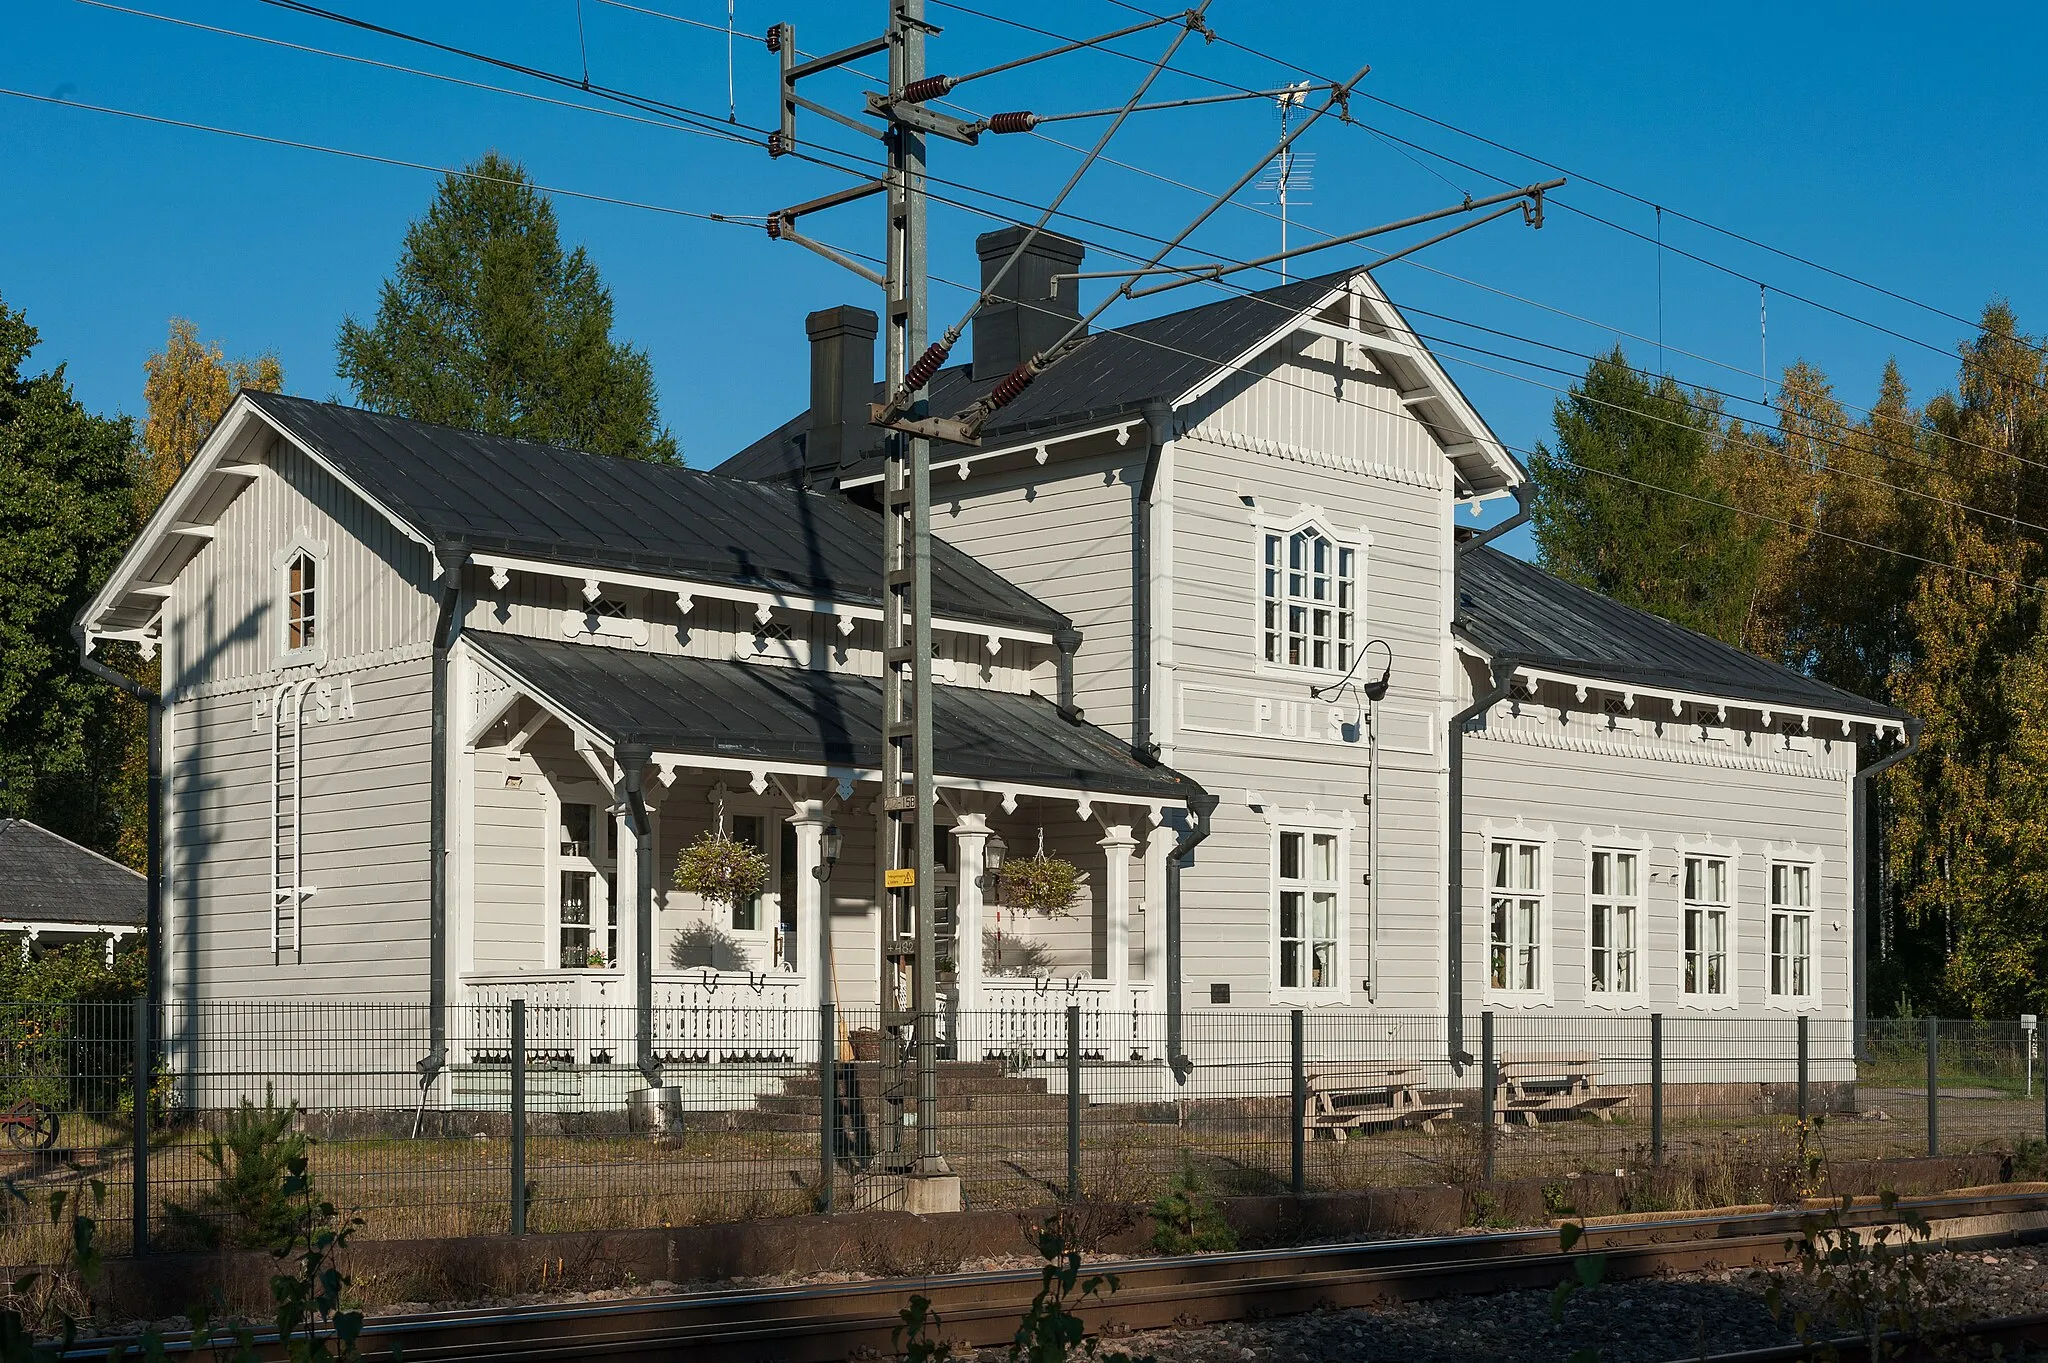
[803, 305, 879, 485]
[971, 227, 1086, 381]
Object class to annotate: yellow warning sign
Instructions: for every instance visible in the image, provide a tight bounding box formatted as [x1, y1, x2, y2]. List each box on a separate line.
[884, 867, 916, 889]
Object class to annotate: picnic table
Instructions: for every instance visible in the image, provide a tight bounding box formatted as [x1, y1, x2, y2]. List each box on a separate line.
[1493, 1050, 1631, 1125]
[1302, 1062, 1456, 1141]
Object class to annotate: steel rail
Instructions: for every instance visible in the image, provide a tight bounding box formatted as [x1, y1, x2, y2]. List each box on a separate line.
[68, 1190, 2048, 1362]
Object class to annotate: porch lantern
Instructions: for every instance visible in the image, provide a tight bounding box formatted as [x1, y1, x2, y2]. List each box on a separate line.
[978, 833, 1007, 892]
[815, 824, 844, 880]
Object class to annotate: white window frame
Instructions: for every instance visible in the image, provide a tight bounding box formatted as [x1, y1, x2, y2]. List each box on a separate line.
[1265, 811, 1353, 1006]
[1254, 507, 1369, 679]
[272, 533, 329, 667]
[1765, 845, 1823, 1009]
[1482, 819, 1555, 1005]
[1677, 836, 1741, 1010]
[711, 794, 805, 971]
[544, 781, 619, 972]
[1583, 833, 1650, 1008]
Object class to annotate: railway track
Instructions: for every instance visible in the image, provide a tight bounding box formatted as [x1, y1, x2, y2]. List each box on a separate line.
[72, 1189, 2048, 1362]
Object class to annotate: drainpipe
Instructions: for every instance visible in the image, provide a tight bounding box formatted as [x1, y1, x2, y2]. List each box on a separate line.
[1165, 789, 1221, 1084]
[1133, 399, 1174, 760]
[421, 542, 467, 1091]
[1446, 655, 1517, 1067]
[1053, 625, 1083, 719]
[73, 627, 162, 1017]
[617, 741, 659, 1085]
[1455, 482, 1531, 557]
[1853, 715, 1921, 1057]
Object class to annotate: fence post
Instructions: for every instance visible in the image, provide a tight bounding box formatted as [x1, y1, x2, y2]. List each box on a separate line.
[1796, 1014, 1810, 1125]
[819, 1002, 836, 1215]
[1649, 1012, 1663, 1169]
[1289, 1009, 1306, 1199]
[1480, 1010, 1496, 1183]
[510, 998, 527, 1235]
[1925, 1015, 1939, 1159]
[1066, 1005, 1081, 1202]
[131, 996, 150, 1257]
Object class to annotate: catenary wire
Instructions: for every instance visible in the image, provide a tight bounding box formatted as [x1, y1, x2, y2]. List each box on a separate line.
[62, 0, 2048, 534]
[0, 86, 762, 225]
[588, 0, 767, 42]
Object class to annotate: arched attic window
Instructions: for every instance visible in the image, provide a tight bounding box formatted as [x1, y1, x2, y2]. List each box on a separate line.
[1261, 520, 1359, 672]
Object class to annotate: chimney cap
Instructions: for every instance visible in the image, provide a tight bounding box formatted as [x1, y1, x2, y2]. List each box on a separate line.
[806, 305, 879, 340]
[974, 226, 1085, 267]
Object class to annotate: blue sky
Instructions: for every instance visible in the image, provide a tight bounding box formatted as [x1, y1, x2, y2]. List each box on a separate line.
[6, 0, 2044, 553]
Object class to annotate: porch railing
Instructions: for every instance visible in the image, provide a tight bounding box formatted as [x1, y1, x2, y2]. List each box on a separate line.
[969, 979, 1156, 1062]
[651, 969, 806, 1063]
[456, 970, 808, 1065]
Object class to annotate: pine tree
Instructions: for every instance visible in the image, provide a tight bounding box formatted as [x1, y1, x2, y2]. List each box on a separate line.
[336, 151, 679, 463]
[1529, 348, 1762, 643]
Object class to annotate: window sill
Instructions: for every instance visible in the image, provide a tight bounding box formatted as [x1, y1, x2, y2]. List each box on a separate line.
[1583, 991, 1649, 1011]
[1673, 992, 1742, 1011]
[1273, 986, 1350, 1009]
[278, 643, 328, 670]
[1764, 993, 1823, 1012]
[1481, 989, 1554, 1010]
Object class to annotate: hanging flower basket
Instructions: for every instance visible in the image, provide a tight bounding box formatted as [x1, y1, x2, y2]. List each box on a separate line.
[1000, 853, 1082, 917]
[672, 831, 769, 908]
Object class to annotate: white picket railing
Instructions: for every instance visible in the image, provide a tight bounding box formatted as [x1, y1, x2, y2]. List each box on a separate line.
[458, 970, 631, 1064]
[650, 969, 808, 1063]
[967, 979, 1157, 1062]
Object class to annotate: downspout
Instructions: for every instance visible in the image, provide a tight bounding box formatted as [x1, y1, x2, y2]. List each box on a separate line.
[1165, 789, 1221, 1084]
[1446, 654, 1517, 1067]
[1853, 715, 1921, 1057]
[617, 741, 659, 1085]
[1133, 399, 1174, 760]
[421, 542, 467, 1091]
[1456, 482, 1531, 558]
[73, 628, 162, 1017]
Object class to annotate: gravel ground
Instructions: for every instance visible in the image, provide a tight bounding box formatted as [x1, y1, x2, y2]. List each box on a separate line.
[987, 1243, 2048, 1363]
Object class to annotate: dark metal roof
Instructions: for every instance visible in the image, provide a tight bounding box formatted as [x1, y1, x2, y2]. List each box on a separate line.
[470, 634, 1202, 802]
[244, 392, 1065, 634]
[1455, 546, 1908, 721]
[0, 820, 147, 928]
[718, 271, 1349, 482]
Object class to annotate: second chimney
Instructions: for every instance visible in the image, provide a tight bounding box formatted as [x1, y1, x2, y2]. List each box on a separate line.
[804, 305, 879, 485]
[972, 227, 1085, 381]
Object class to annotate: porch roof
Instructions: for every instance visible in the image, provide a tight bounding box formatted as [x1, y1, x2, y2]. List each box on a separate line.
[470, 634, 1202, 803]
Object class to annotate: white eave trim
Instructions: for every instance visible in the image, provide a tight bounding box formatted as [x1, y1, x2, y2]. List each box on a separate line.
[79, 394, 438, 643]
[471, 551, 1058, 650]
[837, 415, 1147, 489]
[1455, 642, 1906, 739]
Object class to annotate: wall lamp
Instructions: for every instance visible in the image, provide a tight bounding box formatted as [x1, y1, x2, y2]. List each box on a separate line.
[813, 824, 843, 881]
[977, 833, 1008, 893]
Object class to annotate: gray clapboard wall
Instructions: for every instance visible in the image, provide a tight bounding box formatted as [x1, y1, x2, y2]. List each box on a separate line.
[163, 436, 437, 1007]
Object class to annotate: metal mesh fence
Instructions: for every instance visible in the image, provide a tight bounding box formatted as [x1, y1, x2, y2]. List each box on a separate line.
[2, 1000, 2043, 1276]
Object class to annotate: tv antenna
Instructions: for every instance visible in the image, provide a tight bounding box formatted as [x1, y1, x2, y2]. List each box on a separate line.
[1257, 81, 1316, 279]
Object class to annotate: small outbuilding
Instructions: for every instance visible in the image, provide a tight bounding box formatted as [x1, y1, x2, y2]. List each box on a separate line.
[0, 819, 147, 963]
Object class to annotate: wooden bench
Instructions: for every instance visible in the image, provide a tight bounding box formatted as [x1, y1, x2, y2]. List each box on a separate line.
[1493, 1051, 1631, 1125]
[1303, 1063, 1457, 1141]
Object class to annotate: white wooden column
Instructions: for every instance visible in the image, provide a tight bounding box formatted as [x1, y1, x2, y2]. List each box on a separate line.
[1142, 824, 1176, 993]
[611, 800, 640, 1063]
[1099, 824, 1138, 1011]
[787, 798, 831, 1016]
[950, 814, 991, 1018]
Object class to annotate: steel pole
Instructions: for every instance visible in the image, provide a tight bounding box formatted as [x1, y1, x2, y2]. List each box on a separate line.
[1925, 1016, 1939, 1159]
[1797, 1014, 1810, 1124]
[1649, 1012, 1663, 1169]
[511, 998, 527, 1235]
[1067, 1005, 1082, 1201]
[1481, 1010, 1496, 1183]
[819, 1002, 836, 1214]
[1289, 1010, 1306, 1198]
[131, 995, 150, 1256]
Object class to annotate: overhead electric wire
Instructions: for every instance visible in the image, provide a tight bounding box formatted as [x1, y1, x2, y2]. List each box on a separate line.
[66, 0, 2048, 538]
[0, 85, 761, 225]
[587, 0, 767, 42]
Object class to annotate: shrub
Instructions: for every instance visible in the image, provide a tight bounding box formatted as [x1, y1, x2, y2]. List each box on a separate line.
[1147, 1156, 1236, 1255]
[1002, 854, 1082, 917]
[163, 1088, 313, 1248]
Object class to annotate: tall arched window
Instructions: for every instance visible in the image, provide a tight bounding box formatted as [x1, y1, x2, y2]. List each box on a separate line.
[1261, 523, 1357, 671]
[286, 549, 318, 651]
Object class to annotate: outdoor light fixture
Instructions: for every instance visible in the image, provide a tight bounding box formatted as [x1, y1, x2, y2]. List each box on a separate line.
[815, 824, 843, 881]
[1309, 637, 1395, 702]
[978, 833, 1008, 892]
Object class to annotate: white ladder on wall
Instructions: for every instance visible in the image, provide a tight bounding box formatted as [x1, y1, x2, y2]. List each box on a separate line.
[271, 677, 313, 958]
